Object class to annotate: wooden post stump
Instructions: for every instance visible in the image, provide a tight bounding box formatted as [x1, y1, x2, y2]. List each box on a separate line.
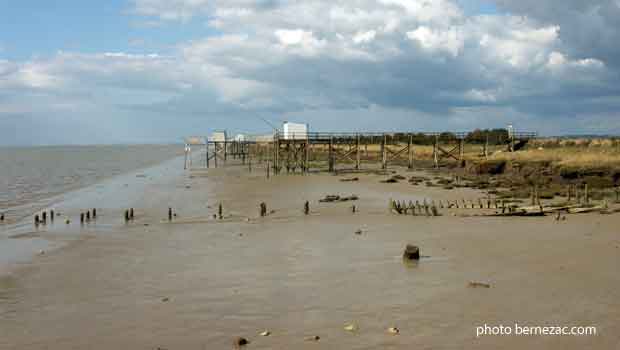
[403, 245, 420, 260]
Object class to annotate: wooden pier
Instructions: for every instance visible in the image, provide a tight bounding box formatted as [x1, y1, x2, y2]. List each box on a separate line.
[185, 130, 537, 174]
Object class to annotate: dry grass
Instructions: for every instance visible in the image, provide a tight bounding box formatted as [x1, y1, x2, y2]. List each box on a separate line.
[487, 146, 620, 168]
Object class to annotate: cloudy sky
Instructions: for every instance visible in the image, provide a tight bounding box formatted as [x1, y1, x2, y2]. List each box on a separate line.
[1, 0, 619, 145]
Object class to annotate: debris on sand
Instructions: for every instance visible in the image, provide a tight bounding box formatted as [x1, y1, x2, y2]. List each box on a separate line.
[320, 195, 341, 202]
[354, 229, 362, 235]
[161, 297, 169, 302]
[468, 281, 491, 288]
[340, 177, 359, 182]
[319, 194, 359, 203]
[387, 327, 400, 335]
[305, 335, 320, 341]
[568, 205, 606, 214]
[381, 175, 405, 183]
[403, 245, 420, 260]
[233, 337, 249, 347]
[259, 330, 271, 336]
[344, 324, 358, 332]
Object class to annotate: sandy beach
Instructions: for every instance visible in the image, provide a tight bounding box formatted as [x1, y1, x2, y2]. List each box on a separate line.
[1, 156, 619, 349]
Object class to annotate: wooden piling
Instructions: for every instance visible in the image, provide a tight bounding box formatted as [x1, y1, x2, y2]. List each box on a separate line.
[356, 134, 361, 170]
[408, 133, 414, 169]
[0, 213, 4, 222]
[168, 207, 173, 221]
[218, 203, 223, 220]
[35, 214, 40, 226]
[86, 211, 90, 221]
[124, 210, 130, 222]
[92, 208, 96, 218]
[80, 213, 85, 223]
[42, 211, 47, 223]
[206, 143, 210, 168]
[184, 144, 188, 170]
[433, 135, 439, 168]
[381, 134, 387, 170]
[484, 133, 489, 160]
[129, 208, 134, 220]
[304, 201, 309, 215]
[328, 136, 334, 172]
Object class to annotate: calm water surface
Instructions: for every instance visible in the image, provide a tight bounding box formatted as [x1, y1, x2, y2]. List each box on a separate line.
[0, 144, 183, 221]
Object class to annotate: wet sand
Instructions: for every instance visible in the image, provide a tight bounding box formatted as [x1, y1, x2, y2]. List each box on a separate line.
[1, 157, 619, 349]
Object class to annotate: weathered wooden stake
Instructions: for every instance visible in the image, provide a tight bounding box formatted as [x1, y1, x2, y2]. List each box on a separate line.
[86, 211, 90, 221]
[0, 213, 4, 222]
[356, 134, 361, 170]
[42, 211, 47, 223]
[381, 134, 387, 170]
[168, 207, 173, 221]
[130, 208, 134, 220]
[484, 134, 489, 160]
[35, 214, 40, 226]
[459, 138, 464, 165]
[408, 133, 414, 169]
[92, 208, 96, 218]
[124, 210, 130, 222]
[80, 213, 85, 223]
[218, 203, 223, 220]
[304, 201, 309, 215]
[433, 135, 439, 168]
[328, 136, 334, 172]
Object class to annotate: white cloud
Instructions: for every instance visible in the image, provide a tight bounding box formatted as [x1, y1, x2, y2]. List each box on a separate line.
[353, 30, 377, 44]
[407, 26, 464, 56]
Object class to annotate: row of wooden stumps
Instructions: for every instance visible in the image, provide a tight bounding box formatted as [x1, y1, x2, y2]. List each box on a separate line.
[34, 209, 56, 226]
[565, 183, 591, 204]
[389, 197, 522, 214]
[257, 200, 349, 218]
[80, 208, 97, 224]
[33, 208, 100, 226]
[390, 199, 440, 216]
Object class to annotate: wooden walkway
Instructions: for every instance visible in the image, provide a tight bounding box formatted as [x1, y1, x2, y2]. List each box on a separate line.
[184, 130, 537, 174]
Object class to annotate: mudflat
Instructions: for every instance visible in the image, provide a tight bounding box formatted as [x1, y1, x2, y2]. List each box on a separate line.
[1, 159, 619, 349]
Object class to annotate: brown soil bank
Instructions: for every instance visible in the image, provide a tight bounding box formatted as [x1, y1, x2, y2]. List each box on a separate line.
[462, 158, 620, 201]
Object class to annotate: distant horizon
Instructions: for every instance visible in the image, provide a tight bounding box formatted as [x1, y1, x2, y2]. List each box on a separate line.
[2, 131, 619, 148]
